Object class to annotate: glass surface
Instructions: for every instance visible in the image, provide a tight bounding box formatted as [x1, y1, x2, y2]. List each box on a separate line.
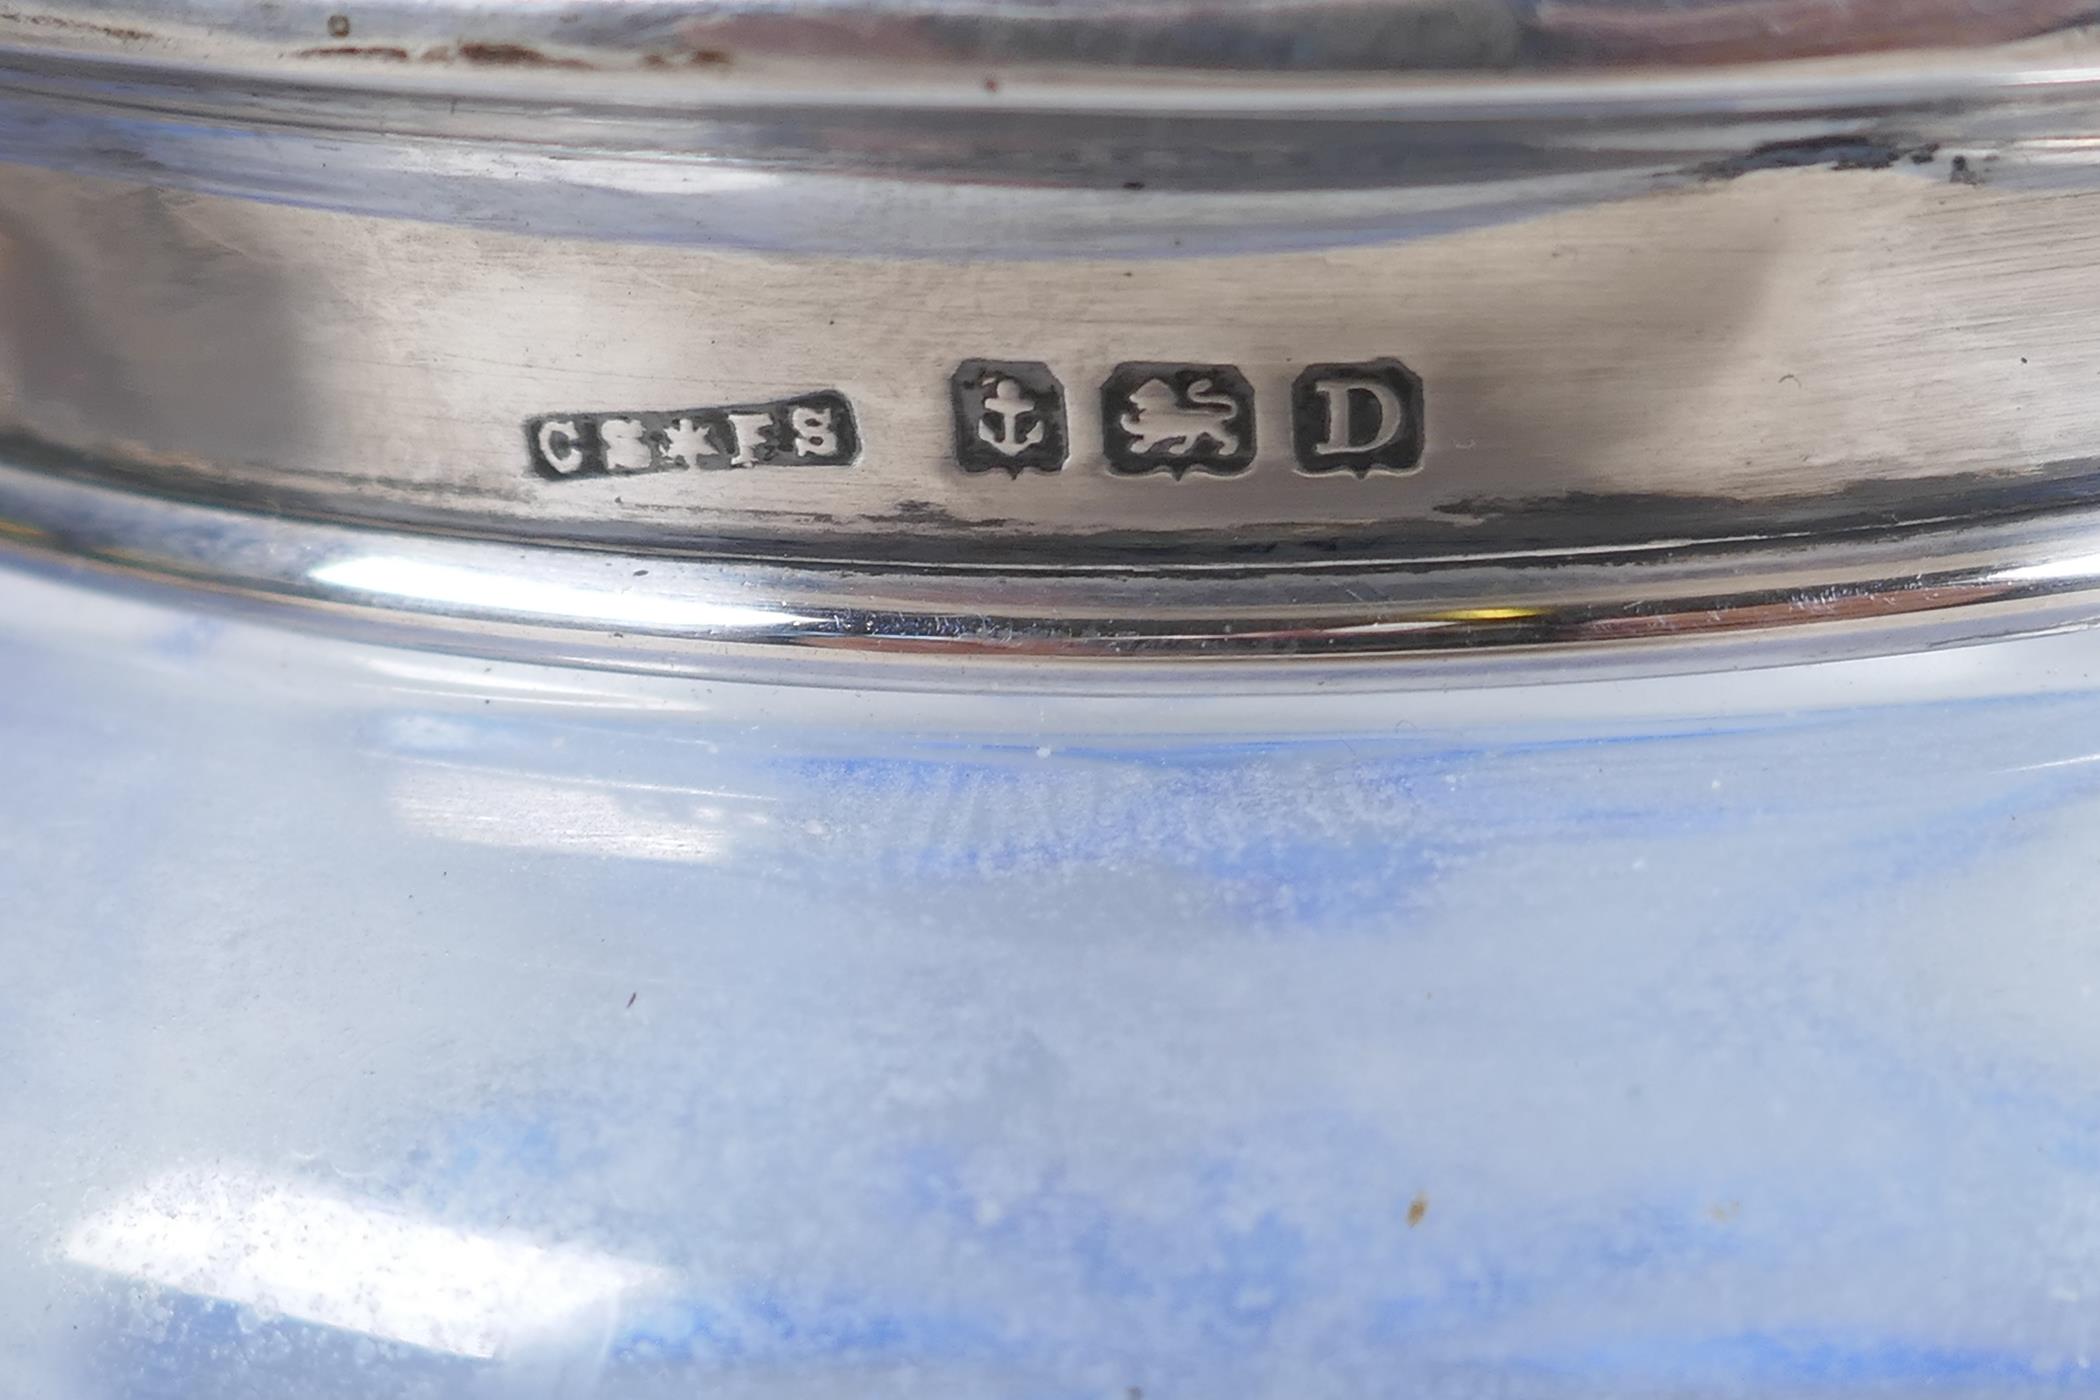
[9, 564, 2100, 1398]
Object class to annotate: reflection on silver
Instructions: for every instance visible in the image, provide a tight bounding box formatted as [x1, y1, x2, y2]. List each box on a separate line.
[311, 555, 808, 636]
[11, 458, 2100, 688]
[1998, 552, 2100, 585]
[5, 0, 2100, 675]
[63, 1166, 669, 1359]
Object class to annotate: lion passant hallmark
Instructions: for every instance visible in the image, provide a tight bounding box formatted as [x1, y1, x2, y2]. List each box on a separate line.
[1100, 363, 1258, 478]
[527, 359, 1423, 482]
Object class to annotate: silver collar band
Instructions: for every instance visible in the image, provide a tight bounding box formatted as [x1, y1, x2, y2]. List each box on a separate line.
[4, 0, 2100, 679]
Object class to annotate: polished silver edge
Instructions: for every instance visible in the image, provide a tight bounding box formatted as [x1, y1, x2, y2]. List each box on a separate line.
[11, 33, 2100, 124]
[8, 460, 2100, 693]
[0, 22, 2092, 259]
[0, 6, 2094, 266]
[7, 0, 2100, 110]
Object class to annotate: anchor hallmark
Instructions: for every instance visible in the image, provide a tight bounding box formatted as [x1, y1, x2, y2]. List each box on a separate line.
[951, 360, 1068, 475]
[946, 356, 1421, 480]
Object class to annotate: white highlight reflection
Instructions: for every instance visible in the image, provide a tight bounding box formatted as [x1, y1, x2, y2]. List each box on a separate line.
[64, 1167, 669, 1359]
[391, 764, 753, 862]
[1997, 552, 2100, 585]
[386, 141, 779, 196]
[312, 554, 801, 634]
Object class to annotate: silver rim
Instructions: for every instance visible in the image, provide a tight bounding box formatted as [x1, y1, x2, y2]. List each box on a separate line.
[11, 460, 2100, 689]
[7, 0, 2100, 677]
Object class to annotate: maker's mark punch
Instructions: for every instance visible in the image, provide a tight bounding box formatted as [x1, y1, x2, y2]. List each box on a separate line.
[528, 391, 859, 480]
